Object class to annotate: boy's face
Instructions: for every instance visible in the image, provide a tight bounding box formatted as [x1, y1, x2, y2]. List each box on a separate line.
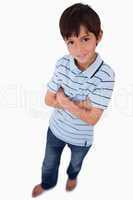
[65, 26, 102, 69]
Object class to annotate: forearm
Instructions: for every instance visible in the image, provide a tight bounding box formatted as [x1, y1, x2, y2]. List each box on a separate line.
[45, 95, 63, 109]
[64, 99, 97, 125]
[55, 87, 102, 125]
[74, 99, 92, 110]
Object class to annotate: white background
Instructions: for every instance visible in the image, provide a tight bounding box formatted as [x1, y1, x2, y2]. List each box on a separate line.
[0, 0, 133, 199]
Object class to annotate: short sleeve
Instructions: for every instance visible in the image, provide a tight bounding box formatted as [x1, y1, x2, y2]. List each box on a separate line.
[47, 59, 62, 93]
[89, 72, 115, 110]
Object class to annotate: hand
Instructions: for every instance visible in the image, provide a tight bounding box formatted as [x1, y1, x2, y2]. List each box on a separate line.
[75, 97, 92, 110]
[56, 87, 70, 108]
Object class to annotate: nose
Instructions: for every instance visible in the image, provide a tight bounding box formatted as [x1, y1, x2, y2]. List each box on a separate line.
[75, 43, 83, 54]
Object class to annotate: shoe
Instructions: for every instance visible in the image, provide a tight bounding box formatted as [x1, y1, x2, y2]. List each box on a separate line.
[66, 178, 77, 191]
[32, 184, 45, 198]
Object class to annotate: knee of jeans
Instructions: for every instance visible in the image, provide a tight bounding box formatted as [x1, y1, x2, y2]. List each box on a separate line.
[42, 157, 60, 172]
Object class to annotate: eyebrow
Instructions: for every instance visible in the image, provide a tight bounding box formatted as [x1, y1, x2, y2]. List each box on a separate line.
[67, 34, 91, 41]
[79, 34, 91, 39]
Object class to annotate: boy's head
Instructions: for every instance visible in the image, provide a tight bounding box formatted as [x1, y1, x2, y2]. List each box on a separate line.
[59, 3, 103, 69]
[59, 3, 102, 40]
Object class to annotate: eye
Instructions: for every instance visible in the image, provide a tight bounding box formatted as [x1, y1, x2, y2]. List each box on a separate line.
[83, 37, 90, 42]
[67, 40, 74, 46]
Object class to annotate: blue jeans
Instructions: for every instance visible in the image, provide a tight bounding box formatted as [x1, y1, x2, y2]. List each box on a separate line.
[41, 127, 92, 190]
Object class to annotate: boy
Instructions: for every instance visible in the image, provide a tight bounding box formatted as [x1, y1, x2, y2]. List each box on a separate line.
[32, 3, 115, 197]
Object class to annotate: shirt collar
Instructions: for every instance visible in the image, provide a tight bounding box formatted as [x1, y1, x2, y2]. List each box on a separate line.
[69, 53, 103, 78]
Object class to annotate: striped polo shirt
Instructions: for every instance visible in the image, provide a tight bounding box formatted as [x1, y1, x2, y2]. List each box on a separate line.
[47, 53, 115, 147]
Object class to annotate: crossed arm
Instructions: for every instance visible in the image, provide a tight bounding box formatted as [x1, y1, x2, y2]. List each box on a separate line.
[45, 88, 103, 125]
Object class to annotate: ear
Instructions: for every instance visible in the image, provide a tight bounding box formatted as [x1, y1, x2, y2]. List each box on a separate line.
[96, 30, 103, 46]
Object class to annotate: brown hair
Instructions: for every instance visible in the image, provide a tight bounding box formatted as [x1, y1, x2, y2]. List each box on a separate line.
[59, 3, 101, 40]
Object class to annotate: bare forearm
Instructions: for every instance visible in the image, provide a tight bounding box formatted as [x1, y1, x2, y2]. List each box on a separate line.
[55, 88, 102, 125]
[64, 99, 97, 125]
[74, 100, 92, 110]
[45, 95, 63, 109]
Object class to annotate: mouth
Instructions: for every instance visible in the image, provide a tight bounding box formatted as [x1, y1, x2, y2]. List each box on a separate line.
[76, 54, 88, 60]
